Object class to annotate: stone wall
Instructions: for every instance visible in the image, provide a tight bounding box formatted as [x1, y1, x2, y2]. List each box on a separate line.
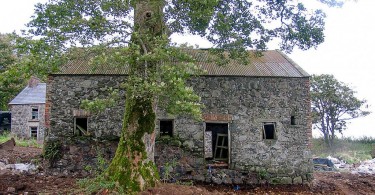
[45, 75, 127, 139]
[154, 141, 311, 185]
[46, 74, 312, 183]
[156, 76, 312, 180]
[10, 104, 45, 141]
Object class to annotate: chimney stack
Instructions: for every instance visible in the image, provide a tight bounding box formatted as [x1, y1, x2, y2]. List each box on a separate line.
[28, 76, 40, 88]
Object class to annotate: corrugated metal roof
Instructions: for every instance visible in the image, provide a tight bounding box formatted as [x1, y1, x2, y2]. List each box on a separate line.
[9, 83, 46, 105]
[55, 50, 309, 77]
[58, 56, 129, 75]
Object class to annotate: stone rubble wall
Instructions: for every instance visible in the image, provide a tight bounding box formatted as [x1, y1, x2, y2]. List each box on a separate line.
[45, 75, 127, 139]
[10, 104, 45, 141]
[157, 76, 312, 178]
[155, 141, 312, 185]
[46, 74, 312, 184]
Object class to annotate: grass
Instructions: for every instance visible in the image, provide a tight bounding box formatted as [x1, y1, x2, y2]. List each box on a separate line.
[312, 136, 375, 164]
[0, 131, 43, 148]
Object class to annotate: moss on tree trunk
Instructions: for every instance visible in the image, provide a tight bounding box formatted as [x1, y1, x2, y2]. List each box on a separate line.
[106, 96, 159, 192]
[105, 0, 164, 193]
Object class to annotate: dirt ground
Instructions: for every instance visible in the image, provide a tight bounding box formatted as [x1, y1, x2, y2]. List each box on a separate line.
[1, 146, 375, 195]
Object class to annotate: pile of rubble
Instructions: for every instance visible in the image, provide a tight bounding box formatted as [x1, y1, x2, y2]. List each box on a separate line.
[0, 162, 37, 174]
[350, 158, 375, 174]
[313, 155, 375, 175]
[0, 138, 38, 175]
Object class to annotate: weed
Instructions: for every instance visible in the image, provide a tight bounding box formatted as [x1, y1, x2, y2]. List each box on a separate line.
[257, 169, 269, 180]
[176, 180, 194, 186]
[161, 158, 178, 183]
[43, 141, 62, 166]
[77, 149, 126, 194]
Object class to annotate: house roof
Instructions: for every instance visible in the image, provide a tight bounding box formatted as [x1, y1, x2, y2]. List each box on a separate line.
[9, 83, 46, 105]
[54, 50, 309, 77]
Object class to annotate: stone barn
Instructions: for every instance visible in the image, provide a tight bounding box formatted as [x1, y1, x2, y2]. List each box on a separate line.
[9, 77, 46, 141]
[45, 50, 313, 184]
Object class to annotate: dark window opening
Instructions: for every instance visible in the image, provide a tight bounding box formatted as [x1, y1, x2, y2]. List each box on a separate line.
[31, 108, 38, 120]
[291, 116, 296, 125]
[0, 112, 11, 131]
[30, 127, 38, 138]
[159, 120, 173, 137]
[75, 118, 88, 136]
[206, 123, 229, 162]
[263, 123, 276, 140]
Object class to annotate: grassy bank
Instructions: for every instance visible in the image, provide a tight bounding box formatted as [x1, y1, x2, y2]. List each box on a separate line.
[0, 131, 42, 148]
[312, 136, 375, 164]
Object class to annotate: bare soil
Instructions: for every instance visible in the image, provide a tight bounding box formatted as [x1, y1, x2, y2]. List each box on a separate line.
[1, 146, 375, 194]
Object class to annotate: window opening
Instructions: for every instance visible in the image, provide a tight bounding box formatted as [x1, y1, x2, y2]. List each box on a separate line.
[74, 117, 88, 136]
[205, 123, 229, 162]
[30, 127, 38, 138]
[159, 120, 173, 137]
[291, 116, 296, 125]
[31, 108, 38, 120]
[263, 122, 276, 139]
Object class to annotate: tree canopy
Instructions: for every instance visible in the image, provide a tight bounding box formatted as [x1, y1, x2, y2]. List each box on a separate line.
[25, 0, 344, 193]
[311, 74, 370, 148]
[0, 33, 58, 110]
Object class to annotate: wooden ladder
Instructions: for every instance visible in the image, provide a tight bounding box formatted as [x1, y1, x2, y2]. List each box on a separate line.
[214, 133, 228, 162]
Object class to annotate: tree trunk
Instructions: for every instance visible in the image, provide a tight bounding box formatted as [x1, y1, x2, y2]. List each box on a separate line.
[106, 97, 158, 192]
[105, 0, 165, 193]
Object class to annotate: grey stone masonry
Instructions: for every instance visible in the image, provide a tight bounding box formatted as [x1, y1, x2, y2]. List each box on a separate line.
[157, 76, 313, 180]
[10, 104, 45, 141]
[45, 75, 127, 139]
[46, 74, 312, 183]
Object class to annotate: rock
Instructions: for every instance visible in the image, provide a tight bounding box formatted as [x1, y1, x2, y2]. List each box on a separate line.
[0, 138, 16, 151]
[280, 177, 293, 184]
[205, 176, 212, 183]
[233, 177, 243, 185]
[182, 141, 194, 149]
[293, 176, 303, 184]
[0, 161, 5, 169]
[192, 174, 205, 182]
[271, 177, 292, 184]
[69, 145, 79, 153]
[222, 177, 232, 185]
[245, 174, 258, 185]
[7, 187, 16, 193]
[212, 176, 222, 185]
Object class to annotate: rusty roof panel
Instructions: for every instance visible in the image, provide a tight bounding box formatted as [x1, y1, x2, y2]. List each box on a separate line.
[54, 50, 309, 77]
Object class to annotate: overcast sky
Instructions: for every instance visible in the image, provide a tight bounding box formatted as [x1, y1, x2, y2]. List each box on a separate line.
[1, 0, 374, 138]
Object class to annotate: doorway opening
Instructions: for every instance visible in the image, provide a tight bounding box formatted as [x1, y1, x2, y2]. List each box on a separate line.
[205, 123, 229, 162]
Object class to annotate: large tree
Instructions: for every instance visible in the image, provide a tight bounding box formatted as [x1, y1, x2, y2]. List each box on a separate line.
[0, 33, 18, 110]
[26, 0, 343, 192]
[0, 33, 57, 110]
[311, 74, 370, 148]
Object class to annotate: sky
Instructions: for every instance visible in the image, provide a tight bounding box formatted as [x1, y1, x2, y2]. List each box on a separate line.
[1, 0, 374, 138]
